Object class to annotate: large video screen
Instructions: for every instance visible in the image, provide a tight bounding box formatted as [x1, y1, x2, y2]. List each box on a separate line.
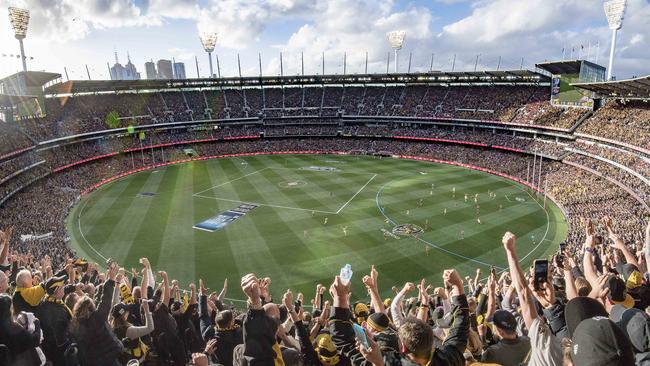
[550, 73, 593, 108]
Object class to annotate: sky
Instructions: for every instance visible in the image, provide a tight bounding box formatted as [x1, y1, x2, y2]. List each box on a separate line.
[0, 0, 648, 81]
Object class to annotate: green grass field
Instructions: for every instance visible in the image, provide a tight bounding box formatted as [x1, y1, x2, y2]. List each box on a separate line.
[66, 154, 567, 304]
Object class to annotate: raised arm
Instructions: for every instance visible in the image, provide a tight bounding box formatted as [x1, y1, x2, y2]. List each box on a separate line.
[217, 278, 228, 302]
[241, 273, 279, 365]
[604, 216, 639, 268]
[582, 220, 599, 285]
[197, 279, 215, 341]
[485, 271, 497, 321]
[440, 269, 469, 352]
[284, 289, 320, 365]
[98, 262, 118, 320]
[141, 266, 148, 301]
[416, 278, 432, 322]
[645, 222, 650, 277]
[159, 271, 170, 306]
[0, 227, 11, 267]
[390, 282, 415, 328]
[362, 265, 385, 314]
[502, 232, 537, 331]
[328, 276, 381, 366]
[562, 256, 577, 301]
[125, 301, 154, 339]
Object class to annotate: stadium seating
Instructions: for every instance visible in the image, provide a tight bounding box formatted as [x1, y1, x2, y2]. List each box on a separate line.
[1, 83, 649, 366]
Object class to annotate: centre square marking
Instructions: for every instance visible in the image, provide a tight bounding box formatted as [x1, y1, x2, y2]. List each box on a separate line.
[193, 167, 377, 214]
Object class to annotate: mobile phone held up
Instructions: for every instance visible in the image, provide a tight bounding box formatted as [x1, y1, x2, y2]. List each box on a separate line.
[352, 323, 370, 349]
[533, 259, 548, 291]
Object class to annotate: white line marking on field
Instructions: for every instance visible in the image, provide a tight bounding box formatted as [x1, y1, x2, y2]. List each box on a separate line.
[335, 174, 378, 214]
[77, 198, 109, 262]
[193, 195, 337, 214]
[519, 188, 551, 262]
[193, 167, 269, 196]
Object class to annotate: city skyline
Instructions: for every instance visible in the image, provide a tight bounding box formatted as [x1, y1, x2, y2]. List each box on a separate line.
[1, 0, 649, 81]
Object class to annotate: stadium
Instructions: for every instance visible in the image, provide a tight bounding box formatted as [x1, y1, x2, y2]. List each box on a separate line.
[0, 1, 649, 366]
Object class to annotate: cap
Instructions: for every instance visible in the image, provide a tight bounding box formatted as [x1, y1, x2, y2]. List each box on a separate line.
[111, 302, 130, 319]
[619, 263, 643, 289]
[571, 316, 635, 366]
[315, 333, 340, 366]
[611, 305, 650, 353]
[45, 275, 67, 295]
[492, 310, 517, 331]
[607, 276, 634, 309]
[354, 302, 369, 317]
[565, 297, 608, 337]
[367, 312, 390, 333]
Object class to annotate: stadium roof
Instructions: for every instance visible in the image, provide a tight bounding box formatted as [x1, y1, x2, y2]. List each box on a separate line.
[572, 75, 650, 100]
[535, 60, 604, 75]
[44, 70, 549, 95]
[0, 71, 61, 88]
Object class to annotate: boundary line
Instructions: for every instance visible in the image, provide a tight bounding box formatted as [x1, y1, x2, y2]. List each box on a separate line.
[518, 187, 551, 262]
[77, 197, 109, 262]
[375, 181, 507, 270]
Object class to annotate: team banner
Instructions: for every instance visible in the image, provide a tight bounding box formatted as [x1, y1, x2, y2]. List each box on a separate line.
[193, 204, 258, 232]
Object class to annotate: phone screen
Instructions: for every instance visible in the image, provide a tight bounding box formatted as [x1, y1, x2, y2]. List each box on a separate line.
[534, 260, 548, 291]
[352, 323, 370, 349]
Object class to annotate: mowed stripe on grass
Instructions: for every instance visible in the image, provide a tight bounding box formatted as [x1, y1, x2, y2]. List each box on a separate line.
[67, 154, 567, 301]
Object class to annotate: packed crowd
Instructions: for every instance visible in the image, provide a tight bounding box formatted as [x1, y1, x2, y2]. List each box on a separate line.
[564, 153, 650, 203]
[1, 203, 649, 366]
[2, 85, 575, 146]
[577, 100, 650, 151]
[510, 102, 589, 130]
[1, 135, 647, 268]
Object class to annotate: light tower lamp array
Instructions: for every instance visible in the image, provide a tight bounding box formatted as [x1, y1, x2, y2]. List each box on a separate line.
[386, 30, 406, 73]
[199, 32, 218, 78]
[8, 7, 30, 72]
[603, 0, 627, 81]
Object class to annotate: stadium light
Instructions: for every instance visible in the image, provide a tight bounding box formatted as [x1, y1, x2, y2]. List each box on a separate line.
[199, 32, 218, 78]
[387, 30, 406, 73]
[603, 0, 627, 80]
[8, 7, 30, 72]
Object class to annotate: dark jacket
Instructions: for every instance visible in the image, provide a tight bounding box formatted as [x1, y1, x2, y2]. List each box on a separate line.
[428, 294, 469, 366]
[36, 298, 72, 366]
[542, 301, 567, 340]
[330, 294, 469, 366]
[0, 318, 43, 366]
[328, 307, 401, 366]
[199, 294, 243, 366]
[69, 279, 124, 366]
[242, 306, 281, 365]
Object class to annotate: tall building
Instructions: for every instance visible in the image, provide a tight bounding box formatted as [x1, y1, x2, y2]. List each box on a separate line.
[173, 62, 186, 79]
[144, 60, 157, 79]
[157, 59, 173, 79]
[124, 53, 141, 80]
[110, 52, 140, 80]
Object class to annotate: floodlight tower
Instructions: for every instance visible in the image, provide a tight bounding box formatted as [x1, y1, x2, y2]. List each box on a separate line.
[387, 30, 406, 73]
[603, 0, 627, 80]
[199, 32, 218, 78]
[8, 7, 30, 72]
